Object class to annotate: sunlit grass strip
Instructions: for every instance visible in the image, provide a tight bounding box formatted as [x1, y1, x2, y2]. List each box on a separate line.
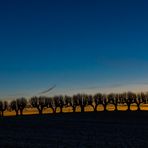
[3, 104, 148, 116]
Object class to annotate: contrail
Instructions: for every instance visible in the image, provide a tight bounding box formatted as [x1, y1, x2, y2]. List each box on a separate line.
[39, 85, 56, 94]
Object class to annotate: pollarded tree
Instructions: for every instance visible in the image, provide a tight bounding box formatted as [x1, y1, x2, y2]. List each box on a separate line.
[53, 95, 64, 113]
[103, 94, 108, 111]
[141, 92, 147, 104]
[126, 92, 136, 111]
[107, 93, 118, 111]
[44, 97, 54, 113]
[30, 96, 48, 115]
[10, 100, 19, 116]
[64, 95, 73, 107]
[93, 93, 104, 112]
[118, 93, 127, 104]
[72, 94, 85, 112]
[10, 98, 27, 116]
[17, 98, 27, 115]
[0, 101, 8, 117]
[82, 94, 94, 111]
[137, 92, 146, 111]
[72, 95, 79, 112]
[80, 94, 86, 112]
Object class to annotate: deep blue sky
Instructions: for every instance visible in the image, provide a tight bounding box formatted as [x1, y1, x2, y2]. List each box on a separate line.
[0, 0, 148, 98]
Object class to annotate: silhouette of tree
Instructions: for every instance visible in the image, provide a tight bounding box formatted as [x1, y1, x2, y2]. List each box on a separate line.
[10, 98, 27, 116]
[72, 95, 79, 112]
[17, 98, 27, 115]
[126, 92, 136, 111]
[145, 92, 148, 104]
[0, 101, 8, 117]
[118, 93, 127, 104]
[64, 95, 72, 107]
[73, 94, 85, 112]
[114, 93, 119, 111]
[103, 94, 108, 111]
[83, 94, 94, 111]
[107, 93, 118, 111]
[72, 94, 85, 112]
[53, 95, 64, 113]
[137, 92, 146, 111]
[44, 97, 54, 113]
[30, 96, 48, 115]
[93, 93, 104, 112]
[10, 100, 18, 116]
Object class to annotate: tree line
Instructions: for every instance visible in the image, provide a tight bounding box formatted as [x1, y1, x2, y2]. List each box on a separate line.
[0, 92, 148, 116]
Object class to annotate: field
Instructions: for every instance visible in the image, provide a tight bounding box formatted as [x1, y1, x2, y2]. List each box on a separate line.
[1, 111, 148, 148]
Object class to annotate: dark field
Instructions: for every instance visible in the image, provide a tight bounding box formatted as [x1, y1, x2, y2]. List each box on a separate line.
[1, 112, 148, 148]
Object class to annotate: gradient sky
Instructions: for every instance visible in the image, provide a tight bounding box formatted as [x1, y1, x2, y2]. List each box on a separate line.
[0, 0, 148, 99]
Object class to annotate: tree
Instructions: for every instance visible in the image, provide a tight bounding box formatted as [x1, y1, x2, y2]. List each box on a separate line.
[44, 97, 54, 113]
[83, 94, 94, 111]
[80, 94, 86, 112]
[72, 94, 85, 112]
[126, 92, 136, 111]
[53, 95, 64, 113]
[93, 93, 104, 112]
[64, 95, 72, 107]
[17, 98, 27, 115]
[72, 95, 79, 112]
[10, 100, 19, 116]
[118, 93, 127, 104]
[0, 101, 8, 117]
[10, 98, 27, 116]
[107, 93, 118, 111]
[103, 94, 108, 111]
[30, 96, 47, 115]
[137, 92, 146, 111]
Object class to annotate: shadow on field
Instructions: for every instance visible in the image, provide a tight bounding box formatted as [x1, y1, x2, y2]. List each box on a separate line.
[1, 111, 148, 147]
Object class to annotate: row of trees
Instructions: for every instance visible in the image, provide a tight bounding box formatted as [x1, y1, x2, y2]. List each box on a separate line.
[0, 92, 148, 116]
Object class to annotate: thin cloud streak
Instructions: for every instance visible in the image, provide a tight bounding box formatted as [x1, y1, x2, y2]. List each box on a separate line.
[39, 85, 56, 94]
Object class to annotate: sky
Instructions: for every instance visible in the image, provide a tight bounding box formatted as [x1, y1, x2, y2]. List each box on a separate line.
[0, 0, 148, 99]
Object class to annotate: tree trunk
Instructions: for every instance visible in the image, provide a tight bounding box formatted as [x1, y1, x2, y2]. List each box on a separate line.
[72, 106, 76, 112]
[115, 104, 118, 111]
[94, 104, 98, 112]
[91, 105, 95, 112]
[60, 107, 62, 113]
[38, 109, 43, 115]
[137, 103, 140, 111]
[81, 105, 85, 112]
[104, 104, 107, 111]
[51, 107, 54, 114]
[127, 104, 130, 111]
[1, 111, 4, 117]
[20, 109, 23, 115]
[15, 110, 19, 116]
[53, 107, 56, 114]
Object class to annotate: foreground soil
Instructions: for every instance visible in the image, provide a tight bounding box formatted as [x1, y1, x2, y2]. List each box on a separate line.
[0, 111, 148, 148]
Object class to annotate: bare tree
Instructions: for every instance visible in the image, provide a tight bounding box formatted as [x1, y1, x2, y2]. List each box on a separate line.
[126, 92, 136, 111]
[72, 94, 85, 112]
[64, 95, 72, 107]
[10, 98, 27, 116]
[118, 93, 127, 104]
[10, 100, 19, 116]
[17, 98, 27, 115]
[30, 96, 48, 115]
[0, 101, 8, 117]
[53, 96, 64, 113]
[107, 93, 118, 111]
[83, 94, 94, 111]
[137, 92, 146, 111]
[93, 93, 104, 112]
[44, 97, 54, 113]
